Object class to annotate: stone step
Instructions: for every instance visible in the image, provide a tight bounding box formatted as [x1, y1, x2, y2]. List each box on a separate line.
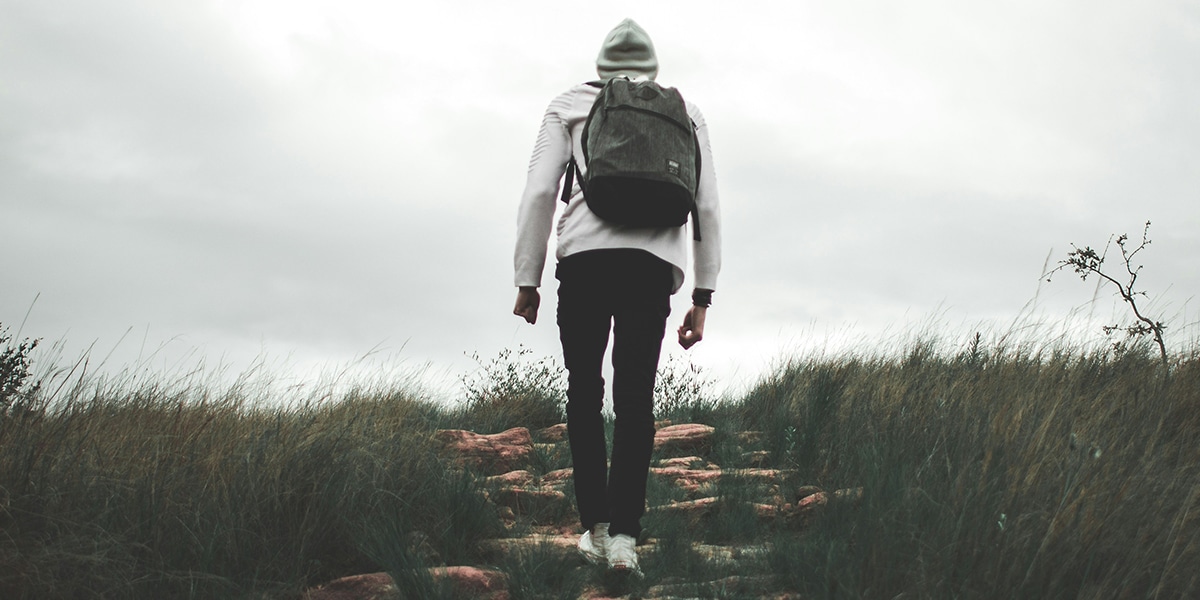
[650, 466, 795, 490]
[302, 567, 508, 600]
[303, 539, 791, 599]
[490, 486, 568, 514]
[647, 575, 800, 600]
[435, 427, 534, 475]
[406, 423, 865, 600]
[437, 423, 779, 478]
[654, 423, 715, 457]
[477, 533, 579, 562]
[534, 423, 568, 442]
[647, 486, 863, 528]
[478, 535, 774, 570]
[673, 542, 773, 569]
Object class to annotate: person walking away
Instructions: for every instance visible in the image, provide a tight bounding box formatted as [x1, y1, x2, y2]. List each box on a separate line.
[512, 18, 722, 578]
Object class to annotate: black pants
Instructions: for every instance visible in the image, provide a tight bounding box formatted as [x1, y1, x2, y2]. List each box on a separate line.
[556, 249, 672, 539]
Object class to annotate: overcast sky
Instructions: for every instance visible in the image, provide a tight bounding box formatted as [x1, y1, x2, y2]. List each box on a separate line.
[3, 0, 1198, 399]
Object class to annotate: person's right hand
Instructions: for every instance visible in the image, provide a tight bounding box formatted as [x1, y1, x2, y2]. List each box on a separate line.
[513, 287, 540, 324]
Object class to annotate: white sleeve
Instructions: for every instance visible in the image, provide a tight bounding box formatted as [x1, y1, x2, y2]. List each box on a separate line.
[689, 104, 721, 291]
[514, 92, 574, 287]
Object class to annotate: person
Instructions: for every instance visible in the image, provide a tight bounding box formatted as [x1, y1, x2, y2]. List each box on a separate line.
[512, 18, 721, 577]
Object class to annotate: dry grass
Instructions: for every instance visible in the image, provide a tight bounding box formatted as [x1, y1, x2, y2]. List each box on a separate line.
[1, 330, 1197, 598]
[0, 360, 487, 599]
[735, 337, 1200, 598]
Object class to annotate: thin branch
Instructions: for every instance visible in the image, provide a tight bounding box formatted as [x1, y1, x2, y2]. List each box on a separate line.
[1045, 221, 1168, 367]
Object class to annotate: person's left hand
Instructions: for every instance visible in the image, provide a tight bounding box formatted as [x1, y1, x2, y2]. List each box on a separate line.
[677, 305, 707, 349]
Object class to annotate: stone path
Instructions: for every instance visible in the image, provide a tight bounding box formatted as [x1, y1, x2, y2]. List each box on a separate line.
[303, 422, 861, 600]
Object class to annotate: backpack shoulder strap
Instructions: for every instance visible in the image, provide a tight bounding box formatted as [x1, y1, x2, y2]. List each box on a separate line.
[561, 82, 609, 203]
[688, 117, 703, 242]
[561, 155, 585, 204]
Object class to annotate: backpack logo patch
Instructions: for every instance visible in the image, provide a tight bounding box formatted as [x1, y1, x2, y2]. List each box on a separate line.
[666, 159, 680, 176]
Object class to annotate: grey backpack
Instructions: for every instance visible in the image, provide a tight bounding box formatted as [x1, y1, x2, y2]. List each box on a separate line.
[560, 78, 703, 240]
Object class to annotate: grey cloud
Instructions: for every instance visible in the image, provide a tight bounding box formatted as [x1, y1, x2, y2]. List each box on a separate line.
[3, 1, 1198, 393]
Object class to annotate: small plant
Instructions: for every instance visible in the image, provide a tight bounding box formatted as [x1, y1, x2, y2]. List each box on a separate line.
[460, 346, 566, 432]
[1046, 221, 1169, 366]
[646, 512, 705, 578]
[654, 353, 716, 422]
[430, 468, 505, 564]
[782, 425, 800, 469]
[357, 524, 454, 599]
[0, 323, 40, 415]
[498, 542, 588, 600]
[705, 470, 771, 545]
[956, 331, 989, 369]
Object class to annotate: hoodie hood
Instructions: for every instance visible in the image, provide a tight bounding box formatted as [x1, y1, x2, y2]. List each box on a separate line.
[596, 19, 658, 81]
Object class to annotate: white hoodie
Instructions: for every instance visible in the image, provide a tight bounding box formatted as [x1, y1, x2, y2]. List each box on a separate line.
[513, 81, 722, 294]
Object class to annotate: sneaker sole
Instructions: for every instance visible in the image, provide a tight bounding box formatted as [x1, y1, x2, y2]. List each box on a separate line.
[608, 563, 643, 578]
[578, 549, 604, 565]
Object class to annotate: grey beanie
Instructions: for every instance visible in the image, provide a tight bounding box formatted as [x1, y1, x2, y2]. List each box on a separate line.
[596, 19, 658, 81]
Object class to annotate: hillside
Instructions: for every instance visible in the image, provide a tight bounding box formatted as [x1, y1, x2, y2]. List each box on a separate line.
[2, 337, 1198, 598]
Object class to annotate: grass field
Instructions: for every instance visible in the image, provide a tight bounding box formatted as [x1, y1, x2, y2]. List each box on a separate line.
[1, 328, 1197, 599]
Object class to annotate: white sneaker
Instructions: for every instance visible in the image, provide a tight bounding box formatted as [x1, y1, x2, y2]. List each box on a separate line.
[606, 533, 642, 577]
[578, 523, 609, 565]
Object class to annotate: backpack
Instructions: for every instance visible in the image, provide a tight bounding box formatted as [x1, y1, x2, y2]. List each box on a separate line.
[560, 78, 703, 241]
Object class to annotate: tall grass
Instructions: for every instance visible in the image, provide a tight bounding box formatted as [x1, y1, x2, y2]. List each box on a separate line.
[735, 337, 1200, 598]
[2, 329, 1198, 598]
[0, 359, 498, 599]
